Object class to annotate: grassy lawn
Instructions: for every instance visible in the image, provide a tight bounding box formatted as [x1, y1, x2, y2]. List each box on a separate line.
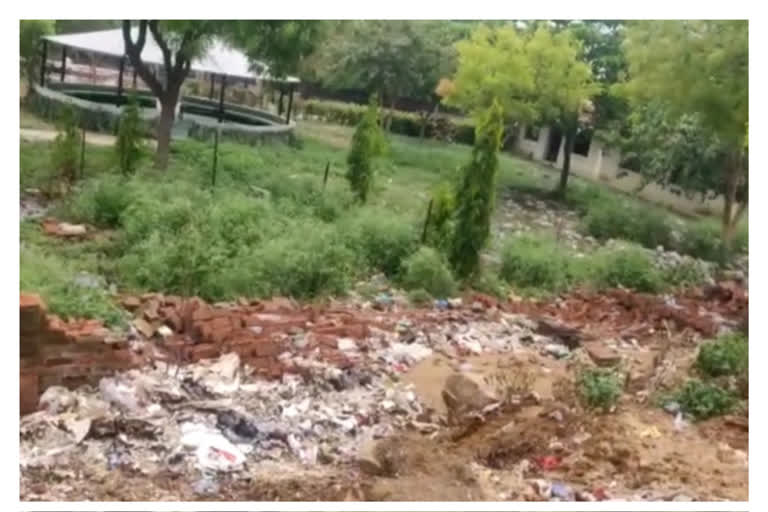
[20, 115, 746, 324]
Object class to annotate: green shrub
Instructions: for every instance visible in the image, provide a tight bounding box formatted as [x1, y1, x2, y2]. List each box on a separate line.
[407, 288, 433, 306]
[69, 176, 135, 228]
[401, 247, 457, 298]
[117, 221, 230, 298]
[343, 208, 419, 277]
[346, 96, 386, 202]
[301, 98, 475, 145]
[591, 247, 663, 292]
[671, 379, 736, 420]
[450, 100, 504, 278]
[51, 107, 82, 182]
[679, 220, 723, 262]
[583, 200, 673, 250]
[500, 235, 585, 292]
[471, 269, 509, 299]
[115, 96, 148, 176]
[20, 244, 124, 326]
[663, 260, 710, 288]
[424, 182, 456, 252]
[578, 368, 623, 412]
[216, 223, 359, 299]
[696, 333, 748, 378]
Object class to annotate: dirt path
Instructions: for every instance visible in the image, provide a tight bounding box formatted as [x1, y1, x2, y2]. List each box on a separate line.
[20, 128, 156, 148]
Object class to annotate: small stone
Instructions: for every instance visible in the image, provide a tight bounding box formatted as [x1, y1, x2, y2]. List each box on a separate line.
[157, 325, 173, 338]
[121, 296, 141, 311]
[544, 343, 570, 359]
[337, 338, 358, 352]
[133, 318, 155, 338]
[58, 223, 87, 236]
[583, 341, 621, 367]
[663, 401, 681, 415]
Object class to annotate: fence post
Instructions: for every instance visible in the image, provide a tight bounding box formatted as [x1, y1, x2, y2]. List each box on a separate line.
[421, 199, 434, 244]
[211, 129, 219, 188]
[322, 161, 330, 190]
[79, 127, 86, 179]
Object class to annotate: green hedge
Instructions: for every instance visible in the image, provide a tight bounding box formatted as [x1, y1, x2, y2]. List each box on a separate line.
[300, 99, 476, 145]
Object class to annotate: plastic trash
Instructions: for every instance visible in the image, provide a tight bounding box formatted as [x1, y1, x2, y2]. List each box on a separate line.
[551, 481, 574, 500]
[663, 401, 681, 415]
[434, 299, 450, 310]
[193, 474, 220, 495]
[534, 455, 562, 470]
[181, 423, 246, 471]
[674, 411, 689, 431]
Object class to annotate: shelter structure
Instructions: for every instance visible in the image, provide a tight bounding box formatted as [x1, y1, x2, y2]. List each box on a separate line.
[31, 28, 299, 143]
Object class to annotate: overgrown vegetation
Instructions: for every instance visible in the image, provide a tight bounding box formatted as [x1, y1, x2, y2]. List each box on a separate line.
[400, 247, 457, 298]
[696, 333, 748, 378]
[346, 96, 386, 202]
[450, 100, 504, 278]
[669, 380, 736, 420]
[578, 368, 623, 412]
[51, 107, 82, 183]
[20, 102, 742, 322]
[115, 96, 148, 176]
[500, 235, 585, 293]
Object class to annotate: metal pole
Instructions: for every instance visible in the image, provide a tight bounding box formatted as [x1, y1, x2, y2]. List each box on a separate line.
[132, 68, 138, 89]
[209, 73, 215, 100]
[39, 39, 48, 87]
[59, 47, 67, 82]
[218, 75, 227, 123]
[286, 84, 294, 124]
[211, 129, 219, 187]
[322, 161, 330, 190]
[79, 127, 86, 179]
[117, 57, 125, 100]
[421, 199, 434, 244]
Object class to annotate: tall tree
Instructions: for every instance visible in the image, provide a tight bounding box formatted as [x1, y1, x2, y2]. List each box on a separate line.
[526, 27, 599, 196]
[441, 24, 598, 196]
[440, 25, 536, 123]
[121, 20, 320, 169]
[315, 21, 446, 129]
[620, 20, 748, 246]
[450, 99, 505, 278]
[20, 20, 55, 94]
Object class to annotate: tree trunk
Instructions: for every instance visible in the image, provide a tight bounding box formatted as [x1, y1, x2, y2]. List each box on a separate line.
[721, 150, 747, 251]
[557, 127, 576, 198]
[155, 99, 176, 170]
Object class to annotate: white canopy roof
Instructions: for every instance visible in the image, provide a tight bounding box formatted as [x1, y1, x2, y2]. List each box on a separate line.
[44, 28, 299, 83]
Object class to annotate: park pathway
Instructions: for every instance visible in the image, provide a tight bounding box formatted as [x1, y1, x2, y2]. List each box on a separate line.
[20, 128, 156, 147]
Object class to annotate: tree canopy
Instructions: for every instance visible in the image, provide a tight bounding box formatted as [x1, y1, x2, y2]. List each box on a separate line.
[619, 20, 748, 244]
[120, 20, 321, 169]
[620, 20, 747, 147]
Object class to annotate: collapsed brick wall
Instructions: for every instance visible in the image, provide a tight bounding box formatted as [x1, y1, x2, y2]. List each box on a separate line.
[128, 295, 391, 380]
[20, 293, 145, 415]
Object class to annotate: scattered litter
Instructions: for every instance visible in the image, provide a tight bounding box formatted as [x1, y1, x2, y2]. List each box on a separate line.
[181, 423, 246, 471]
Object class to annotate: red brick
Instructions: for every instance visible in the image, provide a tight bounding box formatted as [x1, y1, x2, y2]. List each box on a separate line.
[164, 311, 183, 332]
[254, 340, 283, 357]
[315, 323, 369, 339]
[208, 317, 235, 344]
[261, 297, 297, 313]
[120, 295, 141, 310]
[43, 357, 74, 367]
[20, 371, 39, 416]
[312, 333, 338, 348]
[20, 292, 46, 311]
[185, 344, 221, 361]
